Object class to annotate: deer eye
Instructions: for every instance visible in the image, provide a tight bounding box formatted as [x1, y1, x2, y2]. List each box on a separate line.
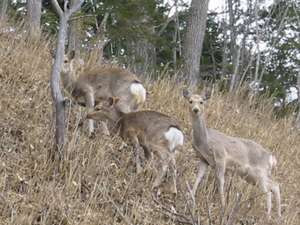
[200, 101, 203, 105]
[189, 100, 193, 104]
[64, 60, 68, 63]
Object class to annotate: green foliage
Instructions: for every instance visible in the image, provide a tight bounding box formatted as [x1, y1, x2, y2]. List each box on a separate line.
[7, 0, 300, 116]
[260, 1, 300, 100]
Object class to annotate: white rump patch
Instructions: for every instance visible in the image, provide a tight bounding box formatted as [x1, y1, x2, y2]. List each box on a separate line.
[130, 83, 146, 105]
[164, 127, 184, 152]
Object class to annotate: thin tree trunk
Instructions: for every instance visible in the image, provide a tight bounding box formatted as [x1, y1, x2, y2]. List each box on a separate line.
[228, 0, 239, 92]
[27, 0, 42, 40]
[221, 20, 228, 80]
[68, 0, 82, 54]
[229, 45, 241, 92]
[51, 20, 67, 161]
[184, 0, 210, 88]
[50, 0, 83, 161]
[295, 73, 300, 129]
[0, 0, 8, 22]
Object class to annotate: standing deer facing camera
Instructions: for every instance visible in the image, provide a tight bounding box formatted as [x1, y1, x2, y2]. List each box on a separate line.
[61, 51, 146, 136]
[86, 97, 184, 196]
[183, 89, 281, 218]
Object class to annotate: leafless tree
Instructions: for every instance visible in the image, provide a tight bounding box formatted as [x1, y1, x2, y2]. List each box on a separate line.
[184, 0, 210, 88]
[0, 0, 8, 22]
[50, 0, 83, 161]
[67, 0, 83, 54]
[228, 0, 239, 92]
[295, 73, 300, 129]
[27, 0, 42, 39]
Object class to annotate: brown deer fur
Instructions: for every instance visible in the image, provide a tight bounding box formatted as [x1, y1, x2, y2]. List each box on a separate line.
[61, 52, 146, 136]
[87, 97, 184, 196]
[183, 89, 281, 218]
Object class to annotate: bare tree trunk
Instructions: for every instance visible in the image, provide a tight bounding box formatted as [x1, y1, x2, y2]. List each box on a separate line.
[0, 0, 8, 22]
[184, 0, 210, 88]
[67, 0, 82, 54]
[228, 0, 239, 92]
[295, 73, 300, 129]
[50, 0, 83, 161]
[27, 0, 42, 40]
[221, 20, 228, 80]
[134, 38, 156, 76]
[229, 45, 241, 92]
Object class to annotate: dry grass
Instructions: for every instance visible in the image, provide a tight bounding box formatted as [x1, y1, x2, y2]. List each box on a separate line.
[0, 27, 299, 225]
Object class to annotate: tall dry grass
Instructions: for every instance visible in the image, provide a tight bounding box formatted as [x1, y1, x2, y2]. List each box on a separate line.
[0, 27, 299, 225]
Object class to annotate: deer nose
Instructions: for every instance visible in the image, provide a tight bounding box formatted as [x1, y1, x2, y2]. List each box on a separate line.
[193, 108, 199, 113]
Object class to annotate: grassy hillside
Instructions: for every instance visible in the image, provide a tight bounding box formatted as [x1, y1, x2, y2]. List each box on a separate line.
[0, 29, 299, 225]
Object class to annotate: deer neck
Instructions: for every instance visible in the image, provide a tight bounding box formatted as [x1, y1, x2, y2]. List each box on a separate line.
[191, 112, 214, 165]
[61, 70, 76, 93]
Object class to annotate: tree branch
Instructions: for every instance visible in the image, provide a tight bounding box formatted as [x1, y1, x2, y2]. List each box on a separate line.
[158, 13, 177, 36]
[64, 0, 69, 12]
[51, 0, 63, 18]
[66, 0, 84, 18]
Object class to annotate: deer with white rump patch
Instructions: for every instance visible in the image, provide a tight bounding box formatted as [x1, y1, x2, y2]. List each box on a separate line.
[86, 97, 184, 196]
[61, 51, 146, 136]
[183, 89, 281, 218]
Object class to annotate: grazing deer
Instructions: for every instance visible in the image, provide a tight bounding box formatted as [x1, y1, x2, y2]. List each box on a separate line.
[61, 51, 146, 136]
[86, 97, 184, 196]
[183, 89, 281, 218]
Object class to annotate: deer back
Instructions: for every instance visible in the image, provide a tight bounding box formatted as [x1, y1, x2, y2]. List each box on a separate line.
[118, 111, 182, 143]
[207, 128, 273, 171]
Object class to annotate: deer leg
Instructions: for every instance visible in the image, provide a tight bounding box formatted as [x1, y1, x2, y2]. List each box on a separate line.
[151, 145, 170, 195]
[152, 162, 168, 196]
[131, 136, 143, 174]
[85, 92, 95, 137]
[215, 162, 226, 209]
[259, 177, 272, 218]
[270, 180, 281, 217]
[192, 158, 208, 200]
[170, 153, 177, 197]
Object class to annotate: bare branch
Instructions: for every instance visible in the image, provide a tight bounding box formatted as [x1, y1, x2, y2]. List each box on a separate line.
[152, 194, 194, 225]
[99, 12, 109, 33]
[158, 13, 177, 36]
[64, 0, 69, 12]
[69, 14, 96, 22]
[51, 0, 63, 18]
[66, 0, 84, 18]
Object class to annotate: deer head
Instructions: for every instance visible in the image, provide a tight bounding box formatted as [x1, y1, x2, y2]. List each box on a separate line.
[87, 96, 121, 122]
[183, 89, 210, 116]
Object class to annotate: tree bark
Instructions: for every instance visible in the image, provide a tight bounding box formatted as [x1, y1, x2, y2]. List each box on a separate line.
[67, 0, 82, 54]
[228, 0, 239, 92]
[295, 73, 300, 130]
[184, 0, 210, 88]
[27, 0, 42, 40]
[50, 0, 83, 161]
[0, 0, 8, 22]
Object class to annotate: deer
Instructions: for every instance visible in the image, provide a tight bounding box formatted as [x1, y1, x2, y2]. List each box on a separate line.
[86, 96, 184, 196]
[60, 51, 147, 137]
[182, 89, 281, 218]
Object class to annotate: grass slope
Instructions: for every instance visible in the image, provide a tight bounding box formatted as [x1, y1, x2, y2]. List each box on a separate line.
[0, 28, 299, 225]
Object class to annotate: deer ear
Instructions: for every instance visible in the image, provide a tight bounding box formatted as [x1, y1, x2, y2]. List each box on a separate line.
[201, 86, 212, 101]
[183, 89, 191, 99]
